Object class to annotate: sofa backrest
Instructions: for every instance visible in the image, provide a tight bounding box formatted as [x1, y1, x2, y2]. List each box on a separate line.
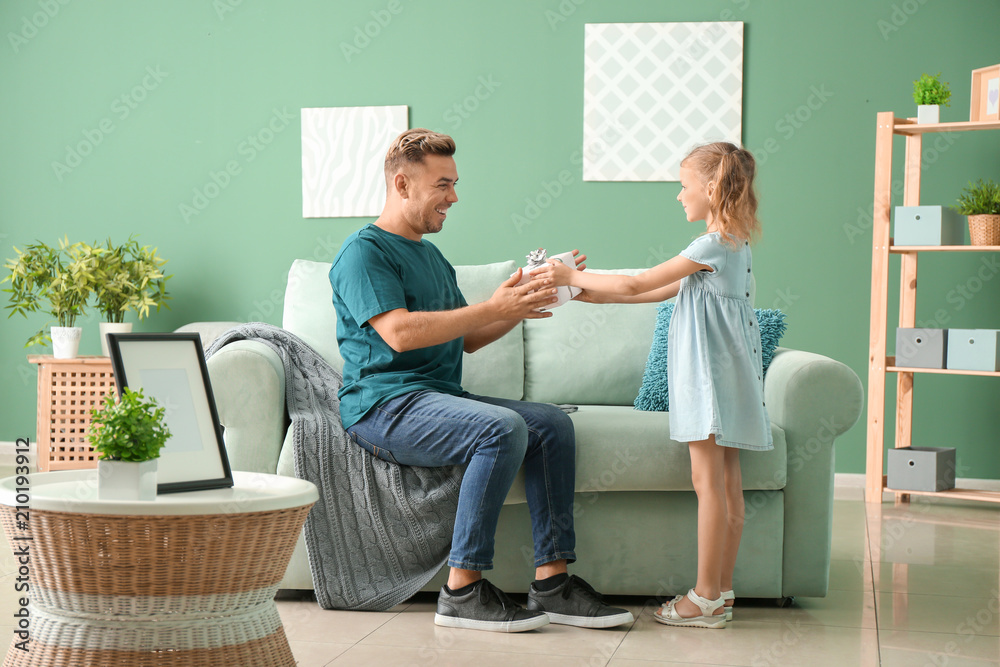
[281, 258, 524, 400]
[523, 269, 658, 405]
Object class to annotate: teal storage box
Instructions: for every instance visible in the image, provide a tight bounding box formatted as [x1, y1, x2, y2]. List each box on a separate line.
[893, 206, 965, 246]
[946, 329, 1000, 372]
[895, 328, 947, 369]
[887, 447, 956, 492]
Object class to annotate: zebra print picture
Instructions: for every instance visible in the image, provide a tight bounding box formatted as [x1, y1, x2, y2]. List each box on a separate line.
[301, 105, 408, 218]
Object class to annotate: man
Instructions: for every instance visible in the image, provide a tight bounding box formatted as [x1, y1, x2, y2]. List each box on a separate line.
[328, 128, 633, 632]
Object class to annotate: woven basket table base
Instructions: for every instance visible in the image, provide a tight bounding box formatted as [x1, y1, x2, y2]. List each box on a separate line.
[0, 504, 312, 667]
[3, 631, 292, 667]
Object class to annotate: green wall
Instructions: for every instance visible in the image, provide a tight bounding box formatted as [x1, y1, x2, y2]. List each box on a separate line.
[2, 0, 999, 478]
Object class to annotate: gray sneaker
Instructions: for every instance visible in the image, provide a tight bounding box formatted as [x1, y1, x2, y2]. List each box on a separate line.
[435, 579, 550, 633]
[527, 575, 634, 628]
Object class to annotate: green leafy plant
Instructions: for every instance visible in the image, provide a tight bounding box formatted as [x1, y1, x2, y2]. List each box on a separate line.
[912, 72, 952, 106]
[93, 236, 171, 323]
[2, 237, 102, 347]
[954, 179, 1000, 215]
[89, 388, 171, 462]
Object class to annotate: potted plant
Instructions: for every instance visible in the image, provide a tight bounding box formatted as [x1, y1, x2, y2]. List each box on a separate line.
[954, 179, 1000, 246]
[2, 238, 100, 358]
[913, 72, 952, 124]
[94, 236, 171, 356]
[89, 387, 171, 501]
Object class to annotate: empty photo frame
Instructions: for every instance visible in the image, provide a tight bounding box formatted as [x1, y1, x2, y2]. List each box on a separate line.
[970, 64, 1000, 122]
[107, 332, 234, 494]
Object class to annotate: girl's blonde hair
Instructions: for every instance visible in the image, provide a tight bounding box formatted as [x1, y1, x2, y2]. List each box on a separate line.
[681, 142, 760, 246]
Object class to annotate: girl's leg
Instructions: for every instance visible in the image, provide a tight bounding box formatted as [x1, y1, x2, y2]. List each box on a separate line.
[720, 447, 744, 613]
[672, 435, 727, 619]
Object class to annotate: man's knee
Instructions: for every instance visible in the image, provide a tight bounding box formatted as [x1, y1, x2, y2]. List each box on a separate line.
[486, 411, 529, 457]
[537, 404, 576, 448]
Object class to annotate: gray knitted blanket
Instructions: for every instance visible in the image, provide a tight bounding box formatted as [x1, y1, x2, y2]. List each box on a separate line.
[206, 324, 462, 611]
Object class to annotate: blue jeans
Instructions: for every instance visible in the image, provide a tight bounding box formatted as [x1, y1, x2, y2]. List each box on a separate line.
[347, 390, 577, 571]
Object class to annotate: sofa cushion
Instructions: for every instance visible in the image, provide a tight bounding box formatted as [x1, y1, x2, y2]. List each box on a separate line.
[503, 405, 787, 503]
[523, 269, 657, 405]
[283, 259, 345, 371]
[454, 261, 524, 400]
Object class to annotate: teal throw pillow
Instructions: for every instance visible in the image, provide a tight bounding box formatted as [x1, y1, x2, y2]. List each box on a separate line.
[633, 304, 787, 412]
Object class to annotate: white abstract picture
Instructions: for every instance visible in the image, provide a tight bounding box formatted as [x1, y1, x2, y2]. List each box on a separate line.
[302, 105, 408, 218]
[584, 22, 744, 182]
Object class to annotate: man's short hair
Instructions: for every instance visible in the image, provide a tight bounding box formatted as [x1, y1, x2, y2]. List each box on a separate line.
[384, 128, 456, 182]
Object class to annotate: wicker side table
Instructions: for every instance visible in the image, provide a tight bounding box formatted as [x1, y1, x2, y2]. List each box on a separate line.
[28, 355, 116, 472]
[0, 470, 318, 667]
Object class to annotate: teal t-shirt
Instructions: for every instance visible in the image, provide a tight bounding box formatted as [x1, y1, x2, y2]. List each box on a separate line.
[329, 224, 468, 428]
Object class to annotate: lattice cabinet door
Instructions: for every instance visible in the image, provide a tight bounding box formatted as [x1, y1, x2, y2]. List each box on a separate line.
[28, 356, 116, 471]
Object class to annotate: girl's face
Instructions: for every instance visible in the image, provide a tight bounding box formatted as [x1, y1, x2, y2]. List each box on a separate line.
[677, 165, 713, 225]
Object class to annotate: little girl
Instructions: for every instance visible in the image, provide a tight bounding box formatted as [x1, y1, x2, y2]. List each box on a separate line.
[537, 142, 771, 629]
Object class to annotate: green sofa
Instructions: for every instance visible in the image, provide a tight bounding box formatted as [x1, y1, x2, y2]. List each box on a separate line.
[202, 259, 863, 601]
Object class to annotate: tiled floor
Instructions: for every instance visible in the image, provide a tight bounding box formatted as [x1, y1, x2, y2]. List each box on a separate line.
[1, 484, 998, 666]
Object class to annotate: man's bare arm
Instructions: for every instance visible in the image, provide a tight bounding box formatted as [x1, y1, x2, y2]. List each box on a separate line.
[368, 269, 556, 353]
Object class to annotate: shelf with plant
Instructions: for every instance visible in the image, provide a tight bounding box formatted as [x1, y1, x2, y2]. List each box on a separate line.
[912, 72, 951, 124]
[954, 178, 1000, 247]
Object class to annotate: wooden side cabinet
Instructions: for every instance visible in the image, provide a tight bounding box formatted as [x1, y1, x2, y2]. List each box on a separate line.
[29, 355, 115, 472]
[866, 113, 1000, 504]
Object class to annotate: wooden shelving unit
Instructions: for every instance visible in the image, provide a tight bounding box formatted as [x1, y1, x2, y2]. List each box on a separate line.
[866, 112, 1000, 504]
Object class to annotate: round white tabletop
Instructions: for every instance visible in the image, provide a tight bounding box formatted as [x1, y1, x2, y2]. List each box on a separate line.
[0, 469, 318, 515]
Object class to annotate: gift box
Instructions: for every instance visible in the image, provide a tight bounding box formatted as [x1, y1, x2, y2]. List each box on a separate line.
[516, 249, 581, 309]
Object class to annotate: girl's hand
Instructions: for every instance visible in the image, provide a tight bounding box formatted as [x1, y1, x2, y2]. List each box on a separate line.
[533, 257, 575, 286]
[572, 289, 604, 304]
[532, 249, 587, 286]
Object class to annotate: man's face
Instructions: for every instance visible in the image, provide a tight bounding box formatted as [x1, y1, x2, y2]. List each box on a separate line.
[401, 154, 459, 236]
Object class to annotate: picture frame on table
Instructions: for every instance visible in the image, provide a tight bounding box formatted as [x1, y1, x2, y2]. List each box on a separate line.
[970, 64, 1000, 122]
[107, 332, 234, 494]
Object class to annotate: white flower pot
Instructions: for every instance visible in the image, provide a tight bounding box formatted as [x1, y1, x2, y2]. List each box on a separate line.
[98, 459, 158, 501]
[51, 326, 82, 359]
[99, 322, 133, 357]
[917, 104, 940, 124]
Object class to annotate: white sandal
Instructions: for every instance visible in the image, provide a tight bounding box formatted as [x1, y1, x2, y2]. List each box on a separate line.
[721, 589, 735, 621]
[653, 589, 727, 629]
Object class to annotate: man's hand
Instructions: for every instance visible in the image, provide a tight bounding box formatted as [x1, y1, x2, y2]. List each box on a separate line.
[488, 268, 558, 320]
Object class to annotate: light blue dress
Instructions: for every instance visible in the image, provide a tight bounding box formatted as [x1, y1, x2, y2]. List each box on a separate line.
[667, 232, 773, 451]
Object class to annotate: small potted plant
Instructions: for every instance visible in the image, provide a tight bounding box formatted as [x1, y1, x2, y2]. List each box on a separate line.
[94, 236, 171, 356]
[913, 72, 951, 124]
[89, 387, 171, 501]
[2, 238, 100, 358]
[954, 179, 1000, 246]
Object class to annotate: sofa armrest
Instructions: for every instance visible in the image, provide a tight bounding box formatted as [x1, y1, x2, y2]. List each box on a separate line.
[762, 346, 864, 597]
[205, 340, 288, 474]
